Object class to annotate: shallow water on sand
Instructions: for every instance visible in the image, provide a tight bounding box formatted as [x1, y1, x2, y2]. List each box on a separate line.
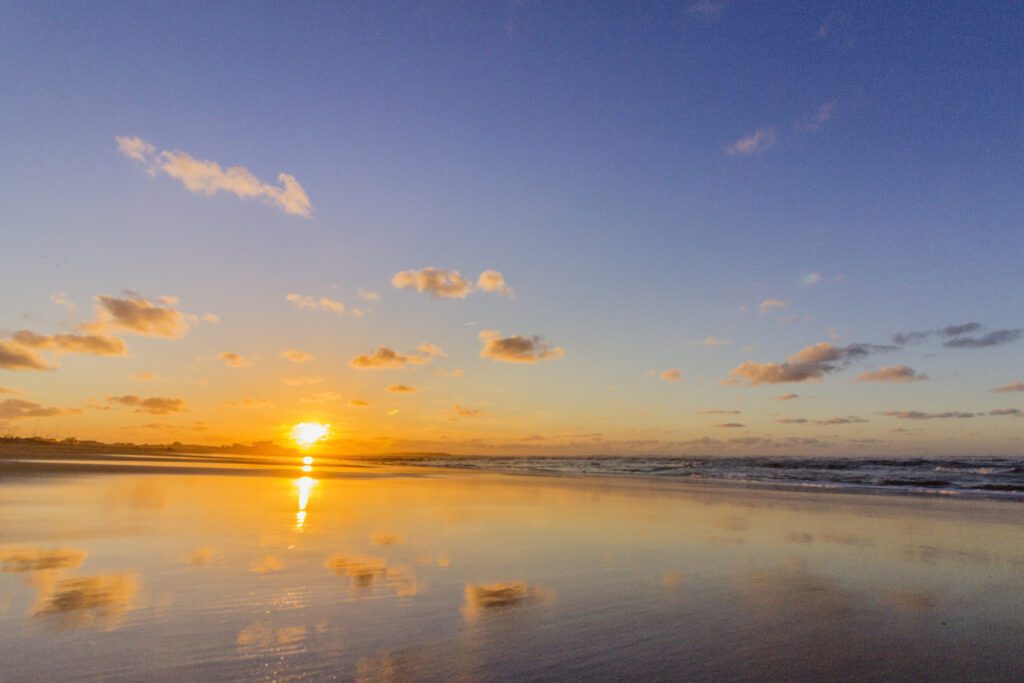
[1, 460, 1023, 680]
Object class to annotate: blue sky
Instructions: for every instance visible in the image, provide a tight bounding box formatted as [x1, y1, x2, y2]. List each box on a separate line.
[1, 1, 1021, 454]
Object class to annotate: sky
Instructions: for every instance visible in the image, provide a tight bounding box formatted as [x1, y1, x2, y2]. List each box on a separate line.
[0, 1, 1021, 456]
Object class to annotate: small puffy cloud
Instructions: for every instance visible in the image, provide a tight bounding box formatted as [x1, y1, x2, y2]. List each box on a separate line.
[108, 395, 187, 415]
[758, 299, 789, 315]
[661, 369, 683, 383]
[449, 404, 490, 418]
[50, 293, 76, 313]
[727, 128, 776, 156]
[358, 288, 380, 302]
[387, 384, 418, 393]
[991, 382, 1024, 393]
[285, 293, 344, 314]
[855, 366, 928, 383]
[392, 268, 473, 299]
[281, 349, 314, 363]
[117, 136, 311, 217]
[217, 352, 252, 368]
[699, 336, 731, 347]
[349, 345, 438, 369]
[479, 330, 565, 364]
[348, 399, 370, 408]
[92, 295, 189, 338]
[12, 330, 127, 357]
[775, 393, 800, 400]
[881, 410, 974, 420]
[714, 422, 746, 428]
[416, 342, 446, 358]
[0, 340, 50, 370]
[797, 100, 837, 131]
[0, 399, 80, 419]
[282, 376, 323, 386]
[477, 270, 513, 297]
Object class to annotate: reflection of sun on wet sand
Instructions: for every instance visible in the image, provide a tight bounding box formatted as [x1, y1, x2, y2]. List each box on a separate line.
[461, 581, 552, 620]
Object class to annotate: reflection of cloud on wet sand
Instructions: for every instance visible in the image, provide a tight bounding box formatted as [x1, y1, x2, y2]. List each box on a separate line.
[0, 547, 86, 573]
[660, 572, 685, 589]
[882, 590, 933, 613]
[371, 533, 402, 546]
[249, 555, 285, 573]
[734, 560, 848, 618]
[34, 573, 138, 629]
[325, 555, 418, 596]
[185, 547, 218, 566]
[461, 581, 552, 620]
[237, 621, 307, 648]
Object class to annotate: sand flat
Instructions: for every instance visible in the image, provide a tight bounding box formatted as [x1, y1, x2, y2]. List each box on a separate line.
[1, 457, 1022, 680]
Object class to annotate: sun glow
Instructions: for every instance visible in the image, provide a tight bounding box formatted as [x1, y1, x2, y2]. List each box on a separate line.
[291, 422, 329, 448]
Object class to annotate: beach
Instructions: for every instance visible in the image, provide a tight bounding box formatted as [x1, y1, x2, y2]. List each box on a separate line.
[1, 455, 1023, 681]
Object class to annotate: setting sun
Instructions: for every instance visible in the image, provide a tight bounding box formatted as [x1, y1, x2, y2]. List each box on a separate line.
[290, 422, 329, 448]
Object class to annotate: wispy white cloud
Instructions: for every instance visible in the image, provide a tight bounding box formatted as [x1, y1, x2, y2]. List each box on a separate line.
[116, 136, 311, 217]
[758, 299, 789, 315]
[727, 128, 776, 156]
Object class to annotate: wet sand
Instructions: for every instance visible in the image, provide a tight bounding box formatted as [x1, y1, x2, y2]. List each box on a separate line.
[1, 455, 1022, 680]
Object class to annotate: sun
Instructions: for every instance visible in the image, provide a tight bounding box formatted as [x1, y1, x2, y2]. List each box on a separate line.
[291, 422, 330, 448]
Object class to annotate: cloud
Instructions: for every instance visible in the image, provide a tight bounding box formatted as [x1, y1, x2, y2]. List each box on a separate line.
[50, 293, 76, 313]
[727, 128, 776, 156]
[881, 410, 974, 420]
[392, 268, 473, 299]
[698, 336, 732, 347]
[392, 268, 512, 299]
[700, 409, 741, 415]
[854, 366, 928, 383]
[775, 393, 800, 400]
[758, 299, 789, 315]
[107, 395, 187, 415]
[0, 399, 80, 419]
[688, 0, 726, 17]
[891, 323, 1020, 349]
[479, 330, 565, 364]
[348, 399, 370, 408]
[387, 385, 418, 393]
[714, 422, 746, 428]
[300, 391, 342, 403]
[450, 404, 490, 418]
[416, 342, 446, 358]
[660, 369, 683, 383]
[778, 416, 867, 426]
[989, 408, 1022, 417]
[991, 382, 1024, 393]
[477, 270, 513, 297]
[7, 330, 127, 361]
[91, 295, 188, 338]
[728, 342, 896, 386]
[797, 100, 837, 131]
[282, 376, 323, 386]
[224, 398, 272, 409]
[281, 349, 314, 363]
[358, 288, 380, 302]
[349, 345, 438, 369]
[943, 329, 1021, 349]
[132, 373, 157, 381]
[116, 136, 311, 217]
[0, 340, 51, 370]
[217, 352, 252, 368]
[285, 293, 344, 314]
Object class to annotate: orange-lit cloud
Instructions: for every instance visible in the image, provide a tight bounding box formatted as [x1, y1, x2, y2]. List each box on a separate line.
[107, 395, 188, 415]
[991, 382, 1024, 393]
[387, 384, 418, 393]
[758, 299, 789, 315]
[392, 267, 512, 299]
[281, 349, 314, 363]
[91, 294, 189, 338]
[282, 376, 323, 386]
[728, 342, 895, 386]
[449, 404, 489, 418]
[478, 330, 565, 363]
[116, 136, 311, 217]
[0, 340, 52, 370]
[855, 366, 928, 383]
[349, 345, 439, 369]
[660, 369, 683, 382]
[217, 352, 252, 368]
[285, 293, 344, 314]
[477, 270, 513, 297]
[348, 399, 370, 408]
[0, 399, 80, 419]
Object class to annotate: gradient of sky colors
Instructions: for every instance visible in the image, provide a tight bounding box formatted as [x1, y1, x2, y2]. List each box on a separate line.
[1, 1, 1021, 455]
